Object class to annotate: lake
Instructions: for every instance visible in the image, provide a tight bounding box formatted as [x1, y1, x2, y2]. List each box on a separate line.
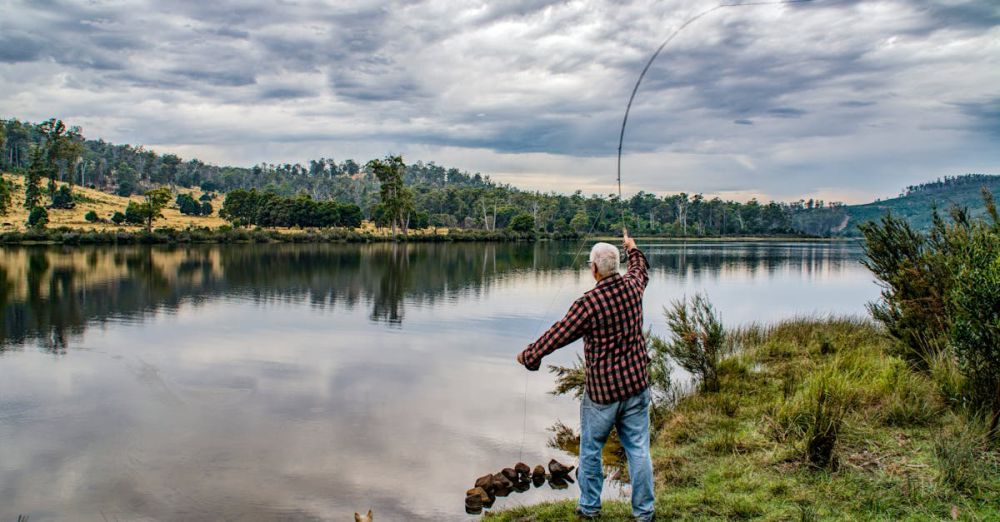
[0, 240, 878, 520]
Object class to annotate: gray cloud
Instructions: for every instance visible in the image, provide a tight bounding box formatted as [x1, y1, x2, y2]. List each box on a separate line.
[0, 0, 998, 202]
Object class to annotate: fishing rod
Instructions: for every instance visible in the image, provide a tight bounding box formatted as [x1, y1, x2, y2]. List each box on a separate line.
[517, 0, 816, 463]
[615, 0, 815, 231]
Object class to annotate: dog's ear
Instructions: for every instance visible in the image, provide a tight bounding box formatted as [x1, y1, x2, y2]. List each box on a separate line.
[354, 513, 361, 522]
[367, 509, 373, 519]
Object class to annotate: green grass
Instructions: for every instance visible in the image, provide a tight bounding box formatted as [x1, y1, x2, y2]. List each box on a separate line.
[487, 318, 1000, 521]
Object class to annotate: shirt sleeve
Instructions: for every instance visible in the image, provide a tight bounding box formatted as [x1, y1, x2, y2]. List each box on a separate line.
[624, 247, 649, 289]
[520, 297, 592, 371]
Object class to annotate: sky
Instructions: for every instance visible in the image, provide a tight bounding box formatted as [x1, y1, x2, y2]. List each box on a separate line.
[1, 0, 998, 203]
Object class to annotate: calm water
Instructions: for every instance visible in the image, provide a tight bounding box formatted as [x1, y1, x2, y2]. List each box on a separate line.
[0, 240, 877, 520]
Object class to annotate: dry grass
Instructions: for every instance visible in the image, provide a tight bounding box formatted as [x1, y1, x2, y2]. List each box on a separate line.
[0, 173, 447, 236]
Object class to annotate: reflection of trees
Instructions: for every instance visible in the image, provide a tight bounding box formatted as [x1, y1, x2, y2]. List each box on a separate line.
[0, 241, 862, 349]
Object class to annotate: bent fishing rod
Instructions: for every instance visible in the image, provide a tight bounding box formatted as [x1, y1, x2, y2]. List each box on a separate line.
[615, 0, 815, 231]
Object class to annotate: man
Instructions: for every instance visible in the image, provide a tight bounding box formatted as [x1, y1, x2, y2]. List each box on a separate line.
[517, 232, 654, 521]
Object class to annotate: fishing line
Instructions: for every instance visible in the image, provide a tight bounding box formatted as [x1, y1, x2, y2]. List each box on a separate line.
[616, 0, 814, 230]
[518, 0, 815, 464]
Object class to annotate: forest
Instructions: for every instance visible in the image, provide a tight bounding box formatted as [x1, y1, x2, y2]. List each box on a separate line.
[0, 117, 883, 236]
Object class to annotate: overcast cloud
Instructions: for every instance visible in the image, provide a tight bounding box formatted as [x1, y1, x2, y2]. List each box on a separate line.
[1, 0, 998, 202]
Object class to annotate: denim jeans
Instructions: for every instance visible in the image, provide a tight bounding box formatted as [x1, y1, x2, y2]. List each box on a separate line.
[579, 387, 655, 520]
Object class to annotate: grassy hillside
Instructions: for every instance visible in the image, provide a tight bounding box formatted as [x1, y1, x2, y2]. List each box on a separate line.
[842, 175, 1000, 234]
[489, 318, 1000, 521]
[1, 173, 228, 231]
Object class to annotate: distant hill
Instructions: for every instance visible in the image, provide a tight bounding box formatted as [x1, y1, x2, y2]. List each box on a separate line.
[840, 174, 1000, 235]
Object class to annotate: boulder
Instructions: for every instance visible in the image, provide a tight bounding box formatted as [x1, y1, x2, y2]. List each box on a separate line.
[548, 459, 575, 478]
[501, 467, 519, 483]
[514, 462, 531, 481]
[492, 473, 513, 497]
[475, 474, 495, 493]
[467, 487, 491, 503]
[465, 490, 484, 513]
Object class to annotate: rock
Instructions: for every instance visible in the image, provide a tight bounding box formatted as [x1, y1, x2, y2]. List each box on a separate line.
[514, 462, 531, 481]
[492, 473, 513, 496]
[465, 490, 484, 513]
[501, 467, 520, 483]
[467, 487, 491, 503]
[532, 464, 546, 479]
[548, 459, 575, 478]
[475, 474, 495, 493]
[513, 480, 530, 493]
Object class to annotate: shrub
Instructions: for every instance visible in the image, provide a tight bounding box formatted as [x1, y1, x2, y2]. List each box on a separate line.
[27, 206, 48, 228]
[84, 210, 99, 222]
[508, 213, 534, 233]
[655, 294, 725, 392]
[862, 189, 1000, 438]
[50, 185, 75, 209]
[110, 211, 126, 225]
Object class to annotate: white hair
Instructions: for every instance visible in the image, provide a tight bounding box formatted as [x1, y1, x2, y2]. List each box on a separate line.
[589, 242, 620, 277]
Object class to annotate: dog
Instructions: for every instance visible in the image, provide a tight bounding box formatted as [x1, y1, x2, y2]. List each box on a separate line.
[354, 509, 373, 522]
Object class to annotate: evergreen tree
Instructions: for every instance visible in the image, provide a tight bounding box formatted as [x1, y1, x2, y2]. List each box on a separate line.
[24, 147, 47, 210]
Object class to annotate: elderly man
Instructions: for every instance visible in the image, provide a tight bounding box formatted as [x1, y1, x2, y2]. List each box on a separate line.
[517, 232, 653, 521]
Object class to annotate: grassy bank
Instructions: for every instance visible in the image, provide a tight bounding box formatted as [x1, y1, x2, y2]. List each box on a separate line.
[489, 318, 1000, 521]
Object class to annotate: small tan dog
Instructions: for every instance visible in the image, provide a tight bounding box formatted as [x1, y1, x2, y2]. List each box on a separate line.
[354, 509, 372, 522]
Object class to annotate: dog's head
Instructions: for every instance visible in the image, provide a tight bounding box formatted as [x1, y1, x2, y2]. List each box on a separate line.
[354, 509, 373, 522]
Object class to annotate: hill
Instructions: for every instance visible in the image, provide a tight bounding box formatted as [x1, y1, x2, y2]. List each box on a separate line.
[841, 174, 1000, 235]
[0, 173, 227, 232]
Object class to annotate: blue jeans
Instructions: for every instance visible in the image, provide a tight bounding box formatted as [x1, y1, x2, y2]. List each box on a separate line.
[579, 387, 655, 520]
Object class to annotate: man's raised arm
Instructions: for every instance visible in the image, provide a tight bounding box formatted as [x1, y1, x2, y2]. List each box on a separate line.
[623, 231, 649, 289]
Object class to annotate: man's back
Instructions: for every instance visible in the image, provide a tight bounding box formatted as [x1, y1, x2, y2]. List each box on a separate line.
[520, 246, 650, 404]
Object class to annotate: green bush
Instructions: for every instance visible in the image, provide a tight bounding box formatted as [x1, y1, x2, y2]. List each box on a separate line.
[84, 210, 99, 222]
[110, 211, 125, 225]
[862, 189, 1000, 438]
[27, 206, 48, 228]
[50, 185, 75, 209]
[655, 294, 725, 392]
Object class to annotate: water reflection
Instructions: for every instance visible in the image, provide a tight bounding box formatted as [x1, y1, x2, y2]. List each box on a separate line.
[0, 241, 875, 520]
[1, 241, 863, 350]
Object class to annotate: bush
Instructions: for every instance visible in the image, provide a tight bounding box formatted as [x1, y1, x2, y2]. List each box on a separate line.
[27, 206, 48, 228]
[862, 189, 1000, 438]
[84, 210, 99, 222]
[111, 211, 126, 225]
[654, 294, 725, 392]
[508, 213, 534, 233]
[50, 185, 75, 209]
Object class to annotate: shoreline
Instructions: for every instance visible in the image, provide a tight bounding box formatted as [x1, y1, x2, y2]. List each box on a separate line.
[0, 227, 854, 246]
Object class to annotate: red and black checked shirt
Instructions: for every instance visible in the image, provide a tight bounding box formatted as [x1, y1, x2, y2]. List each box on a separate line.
[520, 247, 650, 404]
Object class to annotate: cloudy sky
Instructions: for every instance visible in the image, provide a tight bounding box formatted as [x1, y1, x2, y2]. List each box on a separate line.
[1, 0, 998, 202]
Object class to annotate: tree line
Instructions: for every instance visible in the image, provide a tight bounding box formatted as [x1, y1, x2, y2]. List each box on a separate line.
[3, 117, 853, 236]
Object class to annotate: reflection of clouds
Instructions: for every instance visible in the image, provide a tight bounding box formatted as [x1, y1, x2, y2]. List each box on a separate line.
[0, 241, 878, 520]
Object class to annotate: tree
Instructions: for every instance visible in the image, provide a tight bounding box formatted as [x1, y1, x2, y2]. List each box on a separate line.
[24, 146, 48, 209]
[84, 210, 99, 222]
[27, 206, 48, 229]
[368, 155, 414, 236]
[126, 187, 171, 230]
[508, 213, 534, 233]
[39, 119, 83, 184]
[570, 209, 589, 233]
[111, 211, 125, 225]
[176, 193, 206, 215]
[0, 176, 12, 216]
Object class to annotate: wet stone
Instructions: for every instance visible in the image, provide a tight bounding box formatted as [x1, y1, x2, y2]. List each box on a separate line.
[548, 459, 575, 478]
[514, 462, 531, 481]
[501, 467, 519, 483]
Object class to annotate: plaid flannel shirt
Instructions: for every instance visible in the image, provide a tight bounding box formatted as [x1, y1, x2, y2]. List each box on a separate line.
[520, 247, 650, 404]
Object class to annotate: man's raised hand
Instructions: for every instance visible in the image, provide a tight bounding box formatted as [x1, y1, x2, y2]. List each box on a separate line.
[623, 229, 636, 251]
